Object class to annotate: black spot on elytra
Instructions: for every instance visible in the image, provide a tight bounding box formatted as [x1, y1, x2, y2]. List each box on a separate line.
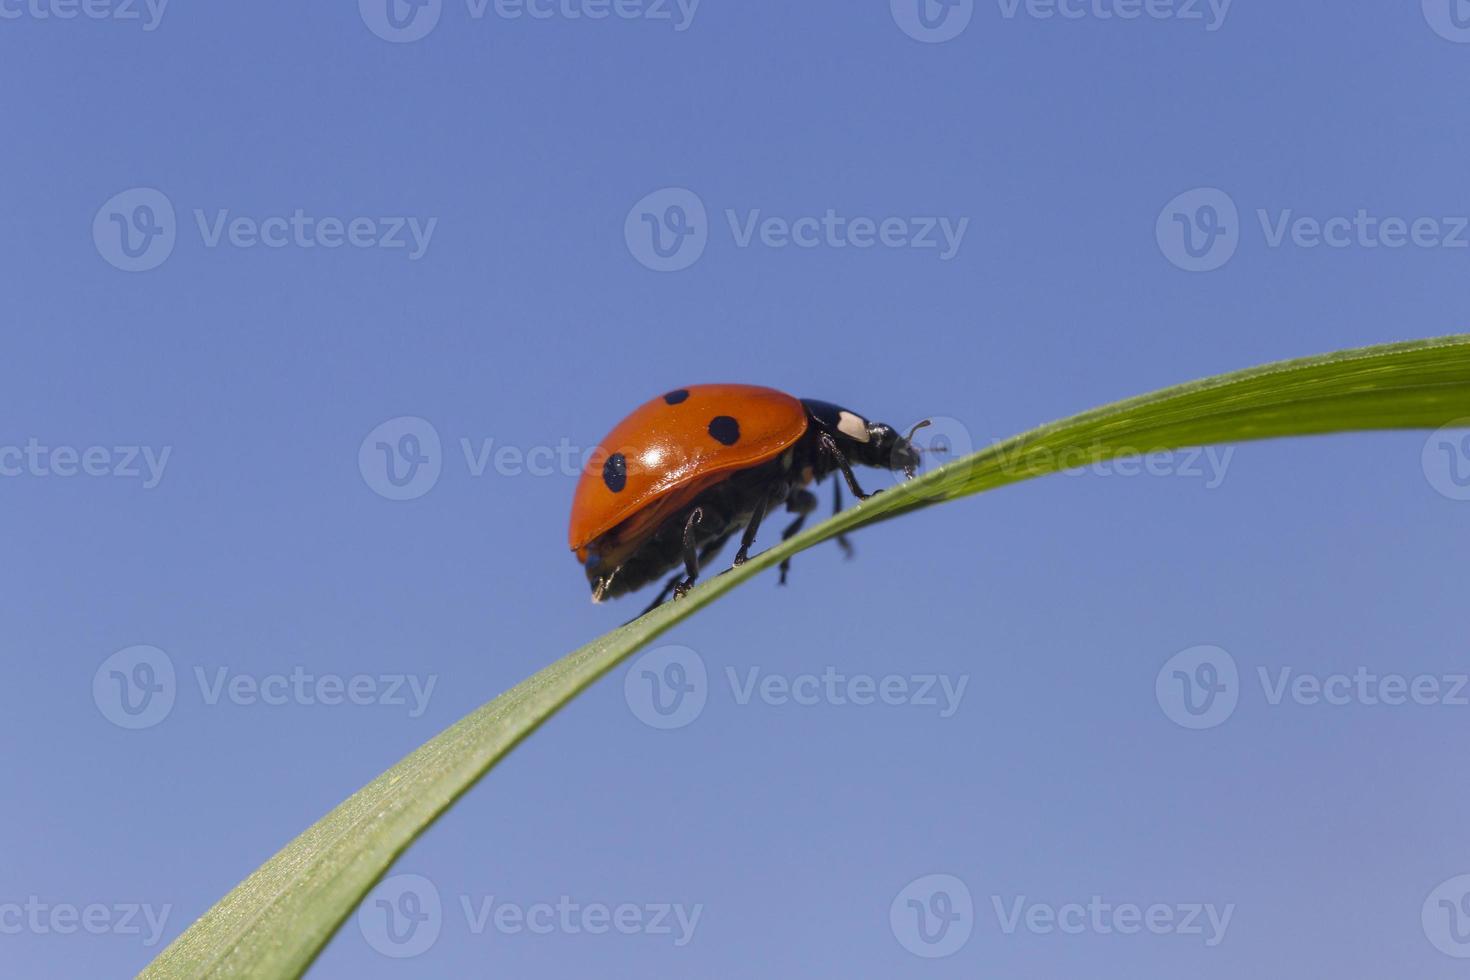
[707, 416, 741, 446]
[663, 389, 690, 405]
[602, 453, 627, 492]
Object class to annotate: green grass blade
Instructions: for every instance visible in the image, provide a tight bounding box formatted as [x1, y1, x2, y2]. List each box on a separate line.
[141, 334, 1470, 979]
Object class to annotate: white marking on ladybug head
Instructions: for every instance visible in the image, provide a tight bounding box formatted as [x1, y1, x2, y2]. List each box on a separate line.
[837, 411, 870, 442]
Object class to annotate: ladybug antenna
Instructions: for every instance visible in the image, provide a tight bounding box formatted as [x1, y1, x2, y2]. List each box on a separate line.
[899, 420, 932, 479]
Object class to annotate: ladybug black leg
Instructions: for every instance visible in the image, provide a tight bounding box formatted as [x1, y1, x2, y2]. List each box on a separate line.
[732, 496, 769, 566]
[640, 530, 731, 617]
[777, 488, 818, 585]
[818, 431, 875, 500]
[832, 478, 855, 559]
[671, 507, 705, 600]
[641, 572, 683, 615]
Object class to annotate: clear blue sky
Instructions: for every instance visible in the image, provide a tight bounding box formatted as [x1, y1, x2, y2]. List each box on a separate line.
[4, 3, 1470, 977]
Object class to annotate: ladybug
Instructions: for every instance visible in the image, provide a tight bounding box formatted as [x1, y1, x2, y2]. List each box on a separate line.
[569, 384, 928, 611]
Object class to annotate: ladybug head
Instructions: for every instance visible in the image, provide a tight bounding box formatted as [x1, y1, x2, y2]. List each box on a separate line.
[801, 400, 925, 478]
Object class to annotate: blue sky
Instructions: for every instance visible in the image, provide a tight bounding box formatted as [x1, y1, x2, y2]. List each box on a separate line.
[4, 2, 1470, 976]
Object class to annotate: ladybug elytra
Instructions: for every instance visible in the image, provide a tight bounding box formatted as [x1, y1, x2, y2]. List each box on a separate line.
[569, 384, 927, 611]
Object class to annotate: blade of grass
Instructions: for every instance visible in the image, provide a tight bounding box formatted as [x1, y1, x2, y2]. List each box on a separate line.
[143, 335, 1470, 979]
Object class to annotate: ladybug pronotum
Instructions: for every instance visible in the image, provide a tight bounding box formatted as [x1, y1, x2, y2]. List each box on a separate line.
[568, 384, 927, 611]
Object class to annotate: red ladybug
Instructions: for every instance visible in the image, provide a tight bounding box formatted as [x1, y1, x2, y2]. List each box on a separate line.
[569, 384, 926, 611]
